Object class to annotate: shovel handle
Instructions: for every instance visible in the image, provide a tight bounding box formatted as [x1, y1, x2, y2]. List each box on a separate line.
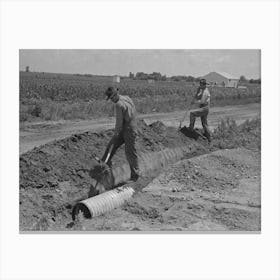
[104, 140, 115, 164]
[104, 152, 111, 164]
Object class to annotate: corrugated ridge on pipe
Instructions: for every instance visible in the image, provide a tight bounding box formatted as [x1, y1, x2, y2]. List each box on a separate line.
[108, 146, 190, 189]
[73, 186, 135, 219]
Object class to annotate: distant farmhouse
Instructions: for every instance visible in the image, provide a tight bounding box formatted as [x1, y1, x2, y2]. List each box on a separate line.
[202, 71, 239, 88]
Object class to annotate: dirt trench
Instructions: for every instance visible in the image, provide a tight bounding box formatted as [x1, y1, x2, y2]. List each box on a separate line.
[19, 118, 261, 231]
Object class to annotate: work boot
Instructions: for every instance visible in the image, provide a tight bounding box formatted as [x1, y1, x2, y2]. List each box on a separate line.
[202, 132, 211, 143]
[130, 172, 139, 182]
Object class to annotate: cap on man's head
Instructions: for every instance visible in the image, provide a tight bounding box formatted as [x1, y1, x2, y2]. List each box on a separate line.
[105, 86, 118, 100]
[200, 79, 207, 85]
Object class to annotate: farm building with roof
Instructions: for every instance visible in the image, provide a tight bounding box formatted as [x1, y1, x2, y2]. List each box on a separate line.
[202, 71, 239, 88]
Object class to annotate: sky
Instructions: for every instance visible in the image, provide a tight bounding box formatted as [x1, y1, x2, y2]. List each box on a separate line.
[19, 49, 261, 79]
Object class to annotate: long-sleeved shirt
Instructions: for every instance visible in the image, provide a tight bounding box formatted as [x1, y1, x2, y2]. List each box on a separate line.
[115, 95, 137, 135]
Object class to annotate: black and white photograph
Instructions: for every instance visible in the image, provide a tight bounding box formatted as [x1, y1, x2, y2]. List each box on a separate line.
[19, 49, 261, 232]
[1, 1, 280, 280]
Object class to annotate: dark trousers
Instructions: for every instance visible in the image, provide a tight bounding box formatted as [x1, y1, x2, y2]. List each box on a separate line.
[102, 128, 139, 177]
[189, 108, 211, 140]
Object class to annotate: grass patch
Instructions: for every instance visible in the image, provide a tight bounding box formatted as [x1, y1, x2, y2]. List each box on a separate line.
[213, 117, 261, 151]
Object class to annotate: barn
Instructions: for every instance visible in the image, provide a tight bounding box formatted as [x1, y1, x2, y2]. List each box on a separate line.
[201, 71, 239, 88]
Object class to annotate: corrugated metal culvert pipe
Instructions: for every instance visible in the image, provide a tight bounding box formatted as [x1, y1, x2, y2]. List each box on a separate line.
[72, 186, 134, 220]
[73, 146, 190, 220]
[112, 146, 189, 187]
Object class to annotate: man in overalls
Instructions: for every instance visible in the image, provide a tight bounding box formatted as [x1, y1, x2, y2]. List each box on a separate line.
[102, 86, 140, 182]
[188, 79, 211, 142]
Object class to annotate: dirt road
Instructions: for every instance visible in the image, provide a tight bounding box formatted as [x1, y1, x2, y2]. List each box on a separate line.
[20, 103, 260, 154]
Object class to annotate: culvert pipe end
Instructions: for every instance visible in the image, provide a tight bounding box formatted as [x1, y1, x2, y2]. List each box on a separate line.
[72, 186, 135, 220]
[72, 202, 92, 220]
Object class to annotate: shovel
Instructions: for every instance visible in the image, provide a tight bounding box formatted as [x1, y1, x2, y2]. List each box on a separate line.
[89, 143, 114, 196]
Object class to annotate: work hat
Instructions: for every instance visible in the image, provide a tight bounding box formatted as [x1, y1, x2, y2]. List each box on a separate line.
[199, 79, 207, 85]
[105, 86, 118, 100]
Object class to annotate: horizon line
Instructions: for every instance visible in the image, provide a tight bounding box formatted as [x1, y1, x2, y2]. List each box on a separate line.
[19, 70, 261, 80]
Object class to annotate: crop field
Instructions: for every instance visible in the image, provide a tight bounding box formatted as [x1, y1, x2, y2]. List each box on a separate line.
[20, 72, 261, 122]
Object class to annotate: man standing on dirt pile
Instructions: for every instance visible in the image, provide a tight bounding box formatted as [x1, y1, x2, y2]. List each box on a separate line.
[188, 78, 211, 142]
[102, 86, 140, 182]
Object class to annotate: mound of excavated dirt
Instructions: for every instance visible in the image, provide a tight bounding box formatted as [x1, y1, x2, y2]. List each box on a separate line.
[19, 118, 261, 231]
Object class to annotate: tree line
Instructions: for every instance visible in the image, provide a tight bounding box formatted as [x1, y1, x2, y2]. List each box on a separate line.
[129, 72, 261, 84]
[239, 76, 261, 84]
[129, 72, 201, 82]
